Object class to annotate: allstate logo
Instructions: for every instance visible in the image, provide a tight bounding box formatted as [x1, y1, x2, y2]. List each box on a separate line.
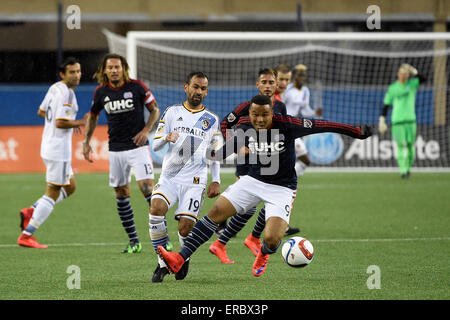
[149, 131, 168, 165]
[303, 133, 344, 164]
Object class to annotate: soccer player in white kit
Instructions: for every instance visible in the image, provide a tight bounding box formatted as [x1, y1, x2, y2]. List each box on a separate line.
[283, 64, 323, 176]
[18, 57, 87, 249]
[149, 71, 221, 282]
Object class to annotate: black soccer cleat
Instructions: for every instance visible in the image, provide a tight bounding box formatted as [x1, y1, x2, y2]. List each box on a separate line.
[285, 226, 300, 236]
[151, 264, 170, 283]
[175, 258, 190, 280]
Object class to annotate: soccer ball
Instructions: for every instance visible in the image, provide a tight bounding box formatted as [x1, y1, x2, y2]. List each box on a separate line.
[281, 236, 314, 268]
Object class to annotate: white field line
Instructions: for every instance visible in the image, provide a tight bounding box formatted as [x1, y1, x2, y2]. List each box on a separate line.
[1, 237, 449, 248]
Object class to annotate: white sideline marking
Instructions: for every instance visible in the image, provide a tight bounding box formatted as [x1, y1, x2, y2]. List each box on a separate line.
[1, 237, 449, 248]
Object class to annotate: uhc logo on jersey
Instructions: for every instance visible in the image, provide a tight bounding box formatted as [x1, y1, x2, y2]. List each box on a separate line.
[104, 97, 135, 114]
[194, 112, 216, 131]
[248, 136, 285, 154]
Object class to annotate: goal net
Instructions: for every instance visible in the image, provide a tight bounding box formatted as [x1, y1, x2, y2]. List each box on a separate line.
[103, 30, 450, 170]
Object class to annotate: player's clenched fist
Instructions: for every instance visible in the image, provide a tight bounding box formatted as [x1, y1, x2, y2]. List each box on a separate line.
[166, 131, 179, 143]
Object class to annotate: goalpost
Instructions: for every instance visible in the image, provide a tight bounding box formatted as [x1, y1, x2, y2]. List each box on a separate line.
[103, 29, 450, 170]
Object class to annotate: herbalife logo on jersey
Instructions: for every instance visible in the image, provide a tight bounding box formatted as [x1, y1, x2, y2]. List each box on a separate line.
[103, 95, 135, 114]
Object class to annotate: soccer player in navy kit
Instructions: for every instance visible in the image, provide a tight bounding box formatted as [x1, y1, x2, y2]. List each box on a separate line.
[209, 68, 298, 263]
[157, 94, 372, 278]
[83, 53, 160, 253]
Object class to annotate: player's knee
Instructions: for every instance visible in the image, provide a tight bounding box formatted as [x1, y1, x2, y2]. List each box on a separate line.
[208, 204, 226, 223]
[300, 155, 310, 166]
[114, 186, 130, 198]
[178, 219, 195, 237]
[139, 179, 153, 197]
[64, 181, 77, 196]
[150, 198, 167, 216]
[208, 197, 235, 223]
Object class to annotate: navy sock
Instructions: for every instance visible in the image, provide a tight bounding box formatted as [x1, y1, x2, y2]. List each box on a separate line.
[145, 193, 152, 208]
[261, 239, 281, 255]
[219, 207, 256, 245]
[179, 216, 218, 260]
[251, 206, 266, 238]
[116, 197, 139, 243]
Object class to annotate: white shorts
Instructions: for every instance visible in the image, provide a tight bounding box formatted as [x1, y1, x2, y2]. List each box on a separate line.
[43, 159, 73, 186]
[108, 146, 154, 187]
[152, 178, 205, 222]
[221, 175, 296, 224]
[295, 138, 308, 158]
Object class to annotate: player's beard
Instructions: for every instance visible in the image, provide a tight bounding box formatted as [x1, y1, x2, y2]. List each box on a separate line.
[189, 94, 203, 107]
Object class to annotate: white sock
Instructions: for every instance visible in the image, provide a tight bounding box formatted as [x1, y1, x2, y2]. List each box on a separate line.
[24, 195, 55, 235]
[149, 214, 169, 267]
[178, 231, 187, 248]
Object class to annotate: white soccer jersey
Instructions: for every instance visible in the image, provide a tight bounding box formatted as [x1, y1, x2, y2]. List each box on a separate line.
[153, 103, 221, 187]
[283, 84, 316, 117]
[39, 81, 79, 161]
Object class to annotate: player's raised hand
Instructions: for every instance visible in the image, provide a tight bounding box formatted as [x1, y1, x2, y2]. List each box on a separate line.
[82, 142, 93, 163]
[207, 181, 221, 198]
[359, 125, 373, 139]
[378, 116, 387, 134]
[166, 131, 179, 143]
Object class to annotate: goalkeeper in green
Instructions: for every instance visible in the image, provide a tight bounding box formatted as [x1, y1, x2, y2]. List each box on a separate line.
[378, 63, 424, 178]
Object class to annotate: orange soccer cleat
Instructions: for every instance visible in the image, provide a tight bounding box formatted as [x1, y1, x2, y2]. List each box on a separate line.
[17, 233, 48, 249]
[19, 207, 34, 231]
[209, 239, 234, 264]
[157, 245, 185, 274]
[244, 234, 262, 257]
[252, 250, 269, 277]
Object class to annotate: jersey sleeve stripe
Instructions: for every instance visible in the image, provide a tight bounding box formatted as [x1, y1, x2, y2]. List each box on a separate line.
[235, 101, 250, 115]
[144, 93, 156, 105]
[236, 116, 251, 126]
[315, 120, 360, 134]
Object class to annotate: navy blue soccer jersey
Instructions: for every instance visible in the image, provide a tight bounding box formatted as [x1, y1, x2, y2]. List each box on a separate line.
[220, 99, 287, 177]
[90, 79, 156, 151]
[213, 115, 369, 190]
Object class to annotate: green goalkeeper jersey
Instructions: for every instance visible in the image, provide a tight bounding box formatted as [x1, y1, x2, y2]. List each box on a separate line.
[383, 77, 419, 124]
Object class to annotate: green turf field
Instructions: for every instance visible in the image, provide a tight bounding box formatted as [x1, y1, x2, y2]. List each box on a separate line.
[0, 172, 449, 300]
